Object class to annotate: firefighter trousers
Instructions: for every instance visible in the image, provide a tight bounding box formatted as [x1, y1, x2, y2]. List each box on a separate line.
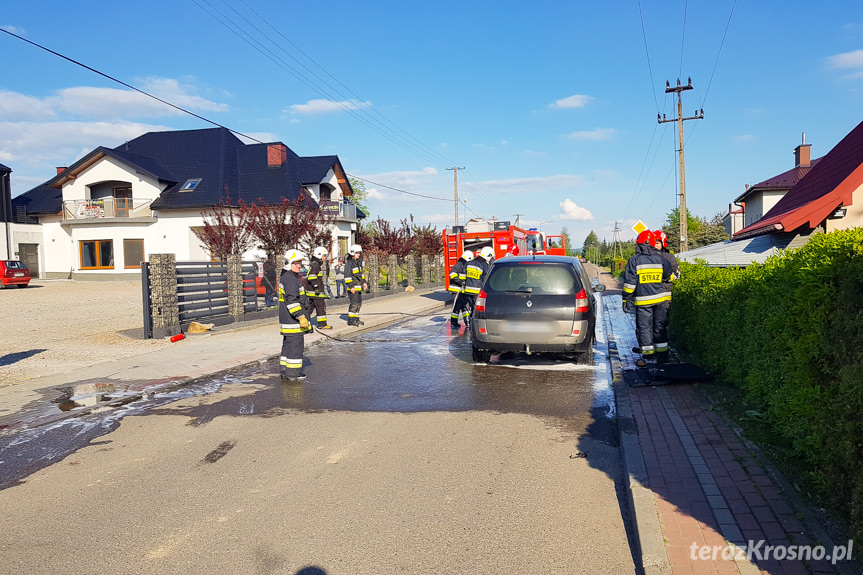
[309, 297, 328, 327]
[280, 333, 305, 379]
[348, 289, 363, 325]
[451, 292, 472, 323]
[635, 303, 668, 356]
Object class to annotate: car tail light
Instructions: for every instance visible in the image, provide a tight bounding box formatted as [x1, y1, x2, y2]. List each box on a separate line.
[575, 288, 589, 313]
[476, 289, 487, 312]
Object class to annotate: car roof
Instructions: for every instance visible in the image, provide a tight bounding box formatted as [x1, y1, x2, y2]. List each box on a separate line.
[492, 255, 580, 264]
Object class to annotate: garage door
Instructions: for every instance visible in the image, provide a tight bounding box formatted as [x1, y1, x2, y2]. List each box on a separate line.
[18, 243, 39, 278]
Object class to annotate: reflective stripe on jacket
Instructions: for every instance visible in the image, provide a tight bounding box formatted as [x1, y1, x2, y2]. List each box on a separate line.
[344, 255, 366, 288]
[307, 257, 327, 298]
[448, 259, 468, 293]
[463, 258, 488, 295]
[278, 269, 311, 334]
[622, 243, 674, 306]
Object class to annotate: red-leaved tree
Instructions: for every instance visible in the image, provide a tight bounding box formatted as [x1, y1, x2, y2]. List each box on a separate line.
[409, 215, 442, 257]
[370, 217, 414, 257]
[193, 196, 255, 261]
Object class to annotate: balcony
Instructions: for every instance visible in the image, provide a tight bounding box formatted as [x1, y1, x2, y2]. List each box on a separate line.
[61, 198, 156, 226]
[320, 200, 359, 220]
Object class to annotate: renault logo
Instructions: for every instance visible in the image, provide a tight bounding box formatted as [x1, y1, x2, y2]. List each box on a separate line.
[526, 300, 533, 308]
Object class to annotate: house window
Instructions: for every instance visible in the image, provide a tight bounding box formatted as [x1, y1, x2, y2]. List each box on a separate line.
[123, 239, 144, 269]
[180, 178, 202, 192]
[80, 240, 114, 269]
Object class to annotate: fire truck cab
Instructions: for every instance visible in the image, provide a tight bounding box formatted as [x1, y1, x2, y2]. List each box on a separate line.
[442, 219, 566, 291]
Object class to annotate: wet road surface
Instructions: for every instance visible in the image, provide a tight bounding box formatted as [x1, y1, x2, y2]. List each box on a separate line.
[0, 305, 636, 574]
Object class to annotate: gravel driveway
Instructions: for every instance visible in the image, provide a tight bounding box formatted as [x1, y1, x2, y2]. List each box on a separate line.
[0, 280, 170, 388]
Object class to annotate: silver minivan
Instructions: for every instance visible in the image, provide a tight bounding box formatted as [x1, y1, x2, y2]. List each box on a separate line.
[469, 255, 605, 363]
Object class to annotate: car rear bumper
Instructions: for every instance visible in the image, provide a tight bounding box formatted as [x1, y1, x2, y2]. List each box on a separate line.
[1, 277, 30, 286]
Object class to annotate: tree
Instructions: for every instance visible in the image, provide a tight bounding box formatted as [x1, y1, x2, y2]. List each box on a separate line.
[582, 230, 599, 258]
[243, 189, 338, 261]
[560, 226, 574, 256]
[410, 215, 442, 257]
[193, 196, 255, 261]
[348, 177, 371, 217]
[662, 208, 729, 251]
[370, 217, 414, 257]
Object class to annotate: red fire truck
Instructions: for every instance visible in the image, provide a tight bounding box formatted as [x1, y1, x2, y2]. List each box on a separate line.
[442, 220, 566, 290]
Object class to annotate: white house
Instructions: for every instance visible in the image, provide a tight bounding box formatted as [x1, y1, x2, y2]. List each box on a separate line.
[11, 128, 364, 279]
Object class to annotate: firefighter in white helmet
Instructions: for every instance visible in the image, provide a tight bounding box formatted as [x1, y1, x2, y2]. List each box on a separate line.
[279, 249, 312, 380]
[345, 244, 368, 326]
[461, 247, 493, 326]
[307, 246, 332, 329]
[448, 250, 473, 327]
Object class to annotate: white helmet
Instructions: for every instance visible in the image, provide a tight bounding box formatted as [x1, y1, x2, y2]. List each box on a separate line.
[461, 250, 474, 262]
[479, 246, 495, 262]
[349, 244, 363, 256]
[313, 246, 328, 260]
[283, 249, 306, 269]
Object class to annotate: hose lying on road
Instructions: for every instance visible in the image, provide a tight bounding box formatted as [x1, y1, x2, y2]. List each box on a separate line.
[313, 314, 453, 343]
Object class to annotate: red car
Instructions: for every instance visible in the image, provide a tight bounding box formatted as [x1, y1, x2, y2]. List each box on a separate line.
[0, 260, 31, 288]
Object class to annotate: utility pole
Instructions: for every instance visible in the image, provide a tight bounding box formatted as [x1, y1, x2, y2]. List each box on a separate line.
[447, 167, 464, 228]
[513, 214, 523, 227]
[611, 222, 623, 260]
[658, 77, 703, 253]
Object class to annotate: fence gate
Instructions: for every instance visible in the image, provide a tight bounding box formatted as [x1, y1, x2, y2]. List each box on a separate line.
[142, 257, 260, 339]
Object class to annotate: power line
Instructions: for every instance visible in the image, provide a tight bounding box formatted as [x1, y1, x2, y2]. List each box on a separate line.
[0, 28, 454, 204]
[637, 0, 660, 113]
[679, 0, 688, 78]
[700, 0, 737, 109]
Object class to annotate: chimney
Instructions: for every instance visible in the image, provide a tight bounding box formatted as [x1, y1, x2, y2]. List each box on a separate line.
[267, 144, 287, 167]
[794, 132, 811, 168]
[56, 167, 67, 175]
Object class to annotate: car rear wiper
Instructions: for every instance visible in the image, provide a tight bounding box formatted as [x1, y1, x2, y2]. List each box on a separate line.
[505, 288, 533, 293]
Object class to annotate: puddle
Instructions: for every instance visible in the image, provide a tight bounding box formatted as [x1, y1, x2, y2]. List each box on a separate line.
[53, 383, 140, 412]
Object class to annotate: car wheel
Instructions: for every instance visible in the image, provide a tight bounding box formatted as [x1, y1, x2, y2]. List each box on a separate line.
[574, 335, 595, 365]
[472, 344, 492, 364]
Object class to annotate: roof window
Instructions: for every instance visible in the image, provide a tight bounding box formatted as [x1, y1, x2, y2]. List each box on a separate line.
[179, 178, 202, 192]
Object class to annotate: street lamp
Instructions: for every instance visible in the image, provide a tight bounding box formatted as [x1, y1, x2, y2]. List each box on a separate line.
[538, 220, 552, 232]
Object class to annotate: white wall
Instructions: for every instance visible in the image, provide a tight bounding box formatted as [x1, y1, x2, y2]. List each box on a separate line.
[62, 156, 163, 202]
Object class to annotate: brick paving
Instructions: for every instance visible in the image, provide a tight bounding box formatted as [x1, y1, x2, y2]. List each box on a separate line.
[591, 266, 856, 575]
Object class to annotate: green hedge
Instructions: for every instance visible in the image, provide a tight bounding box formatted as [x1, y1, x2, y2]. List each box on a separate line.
[669, 228, 863, 538]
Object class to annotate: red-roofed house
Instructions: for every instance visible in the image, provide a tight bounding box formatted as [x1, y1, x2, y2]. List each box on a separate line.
[734, 120, 863, 240]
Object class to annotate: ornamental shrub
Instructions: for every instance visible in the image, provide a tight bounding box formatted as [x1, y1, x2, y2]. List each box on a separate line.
[669, 228, 863, 539]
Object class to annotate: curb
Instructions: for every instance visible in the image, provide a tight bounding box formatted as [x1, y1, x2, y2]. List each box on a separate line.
[602, 294, 671, 575]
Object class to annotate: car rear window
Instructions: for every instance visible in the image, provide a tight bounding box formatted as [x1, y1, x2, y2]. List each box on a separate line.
[486, 263, 579, 294]
[4, 261, 26, 269]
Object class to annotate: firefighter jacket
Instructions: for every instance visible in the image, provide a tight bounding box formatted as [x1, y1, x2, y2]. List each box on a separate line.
[307, 256, 327, 298]
[344, 255, 366, 291]
[278, 269, 312, 335]
[622, 243, 676, 307]
[659, 249, 680, 298]
[448, 258, 468, 293]
[463, 258, 489, 295]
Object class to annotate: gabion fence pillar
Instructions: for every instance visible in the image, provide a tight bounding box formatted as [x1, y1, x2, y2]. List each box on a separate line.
[226, 254, 244, 318]
[388, 254, 398, 290]
[149, 253, 180, 338]
[367, 254, 379, 293]
[405, 254, 417, 287]
[420, 255, 430, 286]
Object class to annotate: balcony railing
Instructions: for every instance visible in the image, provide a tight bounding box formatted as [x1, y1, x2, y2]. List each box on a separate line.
[63, 198, 153, 220]
[320, 200, 358, 220]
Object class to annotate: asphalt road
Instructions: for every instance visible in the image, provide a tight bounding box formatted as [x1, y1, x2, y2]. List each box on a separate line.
[0, 313, 636, 574]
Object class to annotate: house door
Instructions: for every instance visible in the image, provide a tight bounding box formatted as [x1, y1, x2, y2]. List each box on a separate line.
[114, 187, 132, 217]
[18, 243, 39, 278]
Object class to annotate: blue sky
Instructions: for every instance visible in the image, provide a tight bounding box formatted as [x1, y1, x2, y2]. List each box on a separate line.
[2, 1, 862, 245]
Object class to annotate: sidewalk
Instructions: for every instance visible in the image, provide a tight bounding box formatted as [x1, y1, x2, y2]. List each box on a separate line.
[596, 267, 856, 575]
[0, 288, 449, 435]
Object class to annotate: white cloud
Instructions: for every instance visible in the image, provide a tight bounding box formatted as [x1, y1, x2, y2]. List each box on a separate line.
[559, 198, 594, 220]
[478, 174, 586, 194]
[565, 128, 615, 141]
[550, 94, 593, 109]
[1, 25, 25, 35]
[366, 187, 385, 200]
[289, 98, 372, 115]
[0, 90, 56, 121]
[826, 49, 863, 69]
[734, 134, 756, 142]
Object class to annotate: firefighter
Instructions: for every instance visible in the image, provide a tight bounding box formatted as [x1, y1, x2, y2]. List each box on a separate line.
[345, 244, 368, 326]
[307, 246, 332, 329]
[448, 250, 473, 326]
[462, 247, 493, 326]
[279, 249, 312, 380]
[653, 230, 680, 362]
[622, 230, 676, 367]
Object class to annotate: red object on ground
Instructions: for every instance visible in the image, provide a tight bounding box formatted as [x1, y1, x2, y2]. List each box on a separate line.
[170, 333, 185, 342]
